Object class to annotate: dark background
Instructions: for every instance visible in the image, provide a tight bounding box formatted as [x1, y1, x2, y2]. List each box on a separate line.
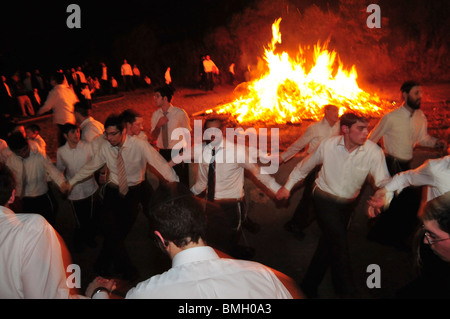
[0, 0, 449, 86]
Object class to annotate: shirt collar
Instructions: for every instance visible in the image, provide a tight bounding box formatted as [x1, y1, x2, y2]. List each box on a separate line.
[172, 246, 219, 268]
[337, 135, 366, 153]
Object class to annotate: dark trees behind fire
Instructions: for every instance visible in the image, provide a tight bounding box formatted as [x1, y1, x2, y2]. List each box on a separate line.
[111, 0, 449, 87]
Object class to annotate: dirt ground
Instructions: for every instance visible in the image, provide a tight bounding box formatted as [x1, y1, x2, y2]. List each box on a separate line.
[22, 81, 450, 299]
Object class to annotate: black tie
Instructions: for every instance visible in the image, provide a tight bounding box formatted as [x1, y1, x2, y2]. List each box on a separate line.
[207, 147, 215, 201]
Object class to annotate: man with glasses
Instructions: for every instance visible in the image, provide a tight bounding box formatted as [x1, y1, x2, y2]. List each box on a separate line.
[396, 192, 450, 298]
[63, 114, 179, 280]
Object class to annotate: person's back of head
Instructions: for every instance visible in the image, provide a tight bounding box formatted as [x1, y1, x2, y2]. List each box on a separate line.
[74, 101, 90, 119]
[52, 72, 66, 85]
[120, 109, 140, 125]
[150, 183, 206, 248]
[6, 132, 29, 154]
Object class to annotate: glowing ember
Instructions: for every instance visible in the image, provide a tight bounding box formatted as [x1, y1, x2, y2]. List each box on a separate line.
[208, 18, 392, 124]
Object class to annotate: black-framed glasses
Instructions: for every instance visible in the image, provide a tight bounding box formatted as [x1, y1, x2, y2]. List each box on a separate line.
[422, 225, 450, 245]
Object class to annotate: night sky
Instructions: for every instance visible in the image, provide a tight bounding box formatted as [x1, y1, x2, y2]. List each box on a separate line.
[1, 0, 449, 83]
[0, 0, 255, 74]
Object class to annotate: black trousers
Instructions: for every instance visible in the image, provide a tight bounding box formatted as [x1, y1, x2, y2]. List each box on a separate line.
[70, 194, 98, 248]
[367, 155, 421, 245]
[301, 189, 357, 296]
[159, 148, 190, 187]
[21, 192, 57, 227]
[288, 165, 320, 230]
[94, 183, 143, 276]
[204, 199, 246, 258]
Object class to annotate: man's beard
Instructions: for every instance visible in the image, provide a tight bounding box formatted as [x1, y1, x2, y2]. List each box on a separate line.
[407, 96, 421, 110]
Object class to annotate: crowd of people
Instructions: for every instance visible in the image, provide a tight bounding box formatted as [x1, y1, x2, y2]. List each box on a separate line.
[0, 60, 152, 122]
[0, 77, 449, 300]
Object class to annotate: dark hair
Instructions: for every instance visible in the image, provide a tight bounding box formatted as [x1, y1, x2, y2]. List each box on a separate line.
[6, 132, 28, 152]
[104, 114, 124, 132]
[74, 101, 90, 117]
[120, 109, 141, 124]
[52, 72, 66, 85]
[150, 183, 206, 248]
[400, 80, 420, 94]
[203, 117, 224, 131]
[340, 112, 368, 129]
[25, 124, 40, 133]
[0, 164, 15, 206]
[420, 192, 450, 234]
[155, 85, 175, 103]
[61, 123, 79, 136]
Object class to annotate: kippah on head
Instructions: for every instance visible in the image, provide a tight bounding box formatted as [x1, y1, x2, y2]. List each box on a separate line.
[6, 132, 28, 152]
[400, 80, 420, 93]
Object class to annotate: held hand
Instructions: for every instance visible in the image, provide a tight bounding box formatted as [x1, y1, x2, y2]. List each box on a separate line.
[276, 187, 290, 200]
[366, 188, 386, 218]
[60, 181, 72, 194]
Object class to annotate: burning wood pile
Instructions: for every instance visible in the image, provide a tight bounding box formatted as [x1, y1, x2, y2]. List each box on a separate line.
[204, 18, 394, 125]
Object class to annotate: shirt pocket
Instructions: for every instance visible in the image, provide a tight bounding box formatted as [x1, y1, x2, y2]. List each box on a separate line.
[352, 166, 370, 187]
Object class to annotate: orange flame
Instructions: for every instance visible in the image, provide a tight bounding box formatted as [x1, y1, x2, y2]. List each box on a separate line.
[209, 18, 392, 124]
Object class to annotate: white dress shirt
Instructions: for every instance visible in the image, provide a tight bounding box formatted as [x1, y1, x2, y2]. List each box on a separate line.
[151, 105, 191, 150]
[190, 142, 282, 200]
[385, 155, 450, 202]
[125, 246, 292, 299]
[38, 84, 78, 125]
[57, 141, 98, 201]
[2, 150, 65, 198]
[68, 135, 179, 187]
[203, 59, 218, 73]
[79, 116, 104, 143]
[0, 206, 70, 299]
[121, 63, 133, 76]
[285, 136, 391, 201]
[281, 118, 340, 162]
[369, 106, 438, 161]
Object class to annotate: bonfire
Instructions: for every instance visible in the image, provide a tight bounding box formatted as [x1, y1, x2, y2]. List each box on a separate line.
[206, 18, 393, 125]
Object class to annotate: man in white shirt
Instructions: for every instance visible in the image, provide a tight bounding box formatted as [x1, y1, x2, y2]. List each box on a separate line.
[151, 85, 191, 187]
[277, 112, 391, 298]
[64, 114, 179, 280]
[100, 62, 109, 94]
[37, 72, 79, 146]
[120, 109, 153, 231]
[367, 81, 447, 248]
[281, 104, 340, 238]
[121, 59, 134, 91]
[0, 163, 72, 298]
[202, 55, 218, 91]
[0, 163, 116, 299]
[74, 102, 104, 143]
[189, 118, 282, 259]
[57, 123, 98, 252]
[125, 187, 295, 299]
[3, 132, 66, 227]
